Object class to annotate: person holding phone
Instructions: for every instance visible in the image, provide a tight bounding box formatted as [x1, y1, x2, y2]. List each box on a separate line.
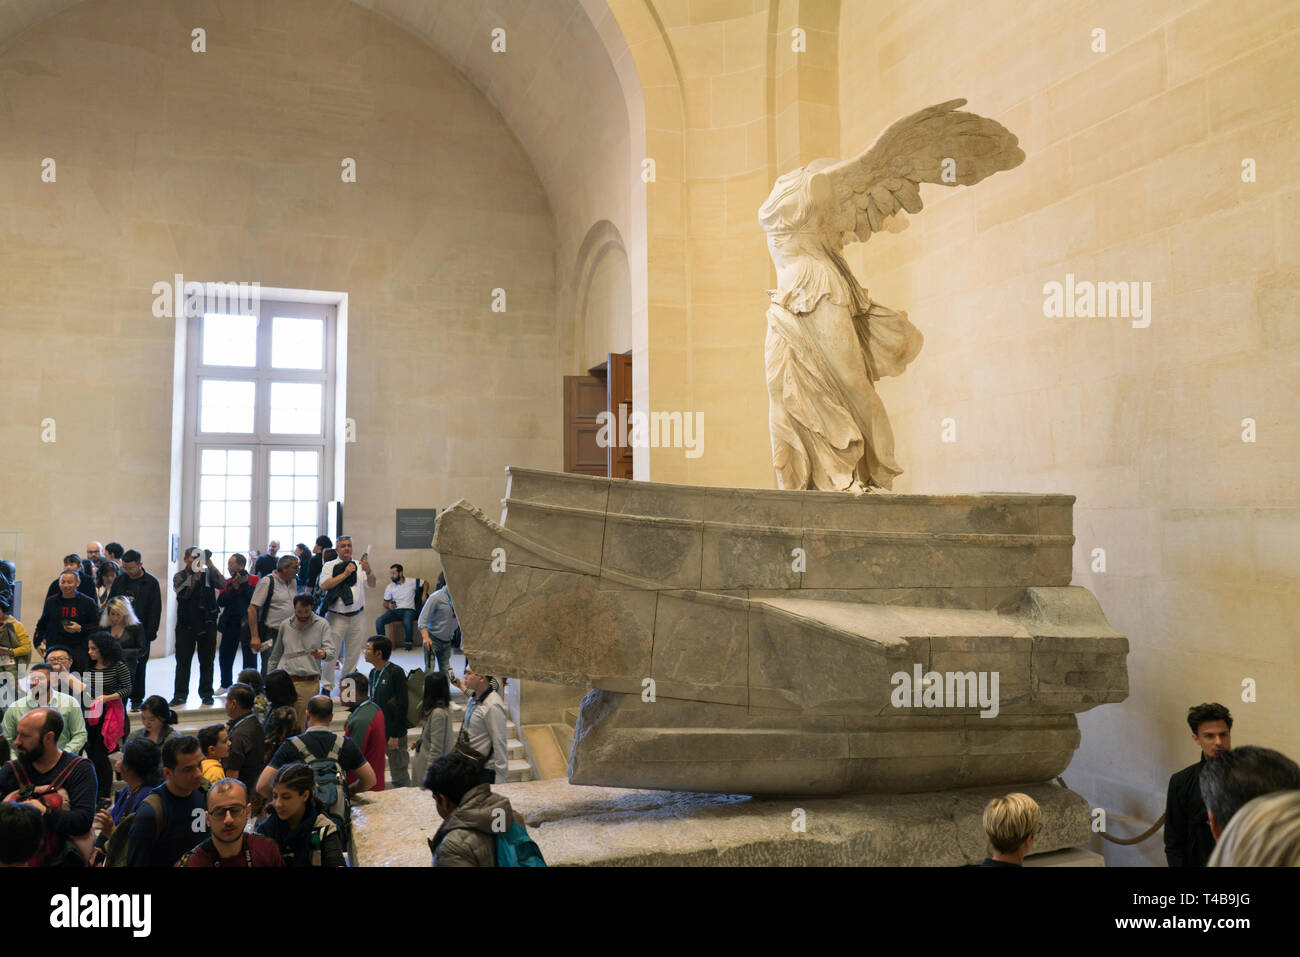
[34, 571, 100, 674]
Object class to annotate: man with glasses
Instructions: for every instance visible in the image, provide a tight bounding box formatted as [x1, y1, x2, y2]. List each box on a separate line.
[248, 555, 300, 679]
[451, 664, 508, 786]
[180, 778, 283, 867]
[1, 664, 87, 755]
[83, 542, 104, 579]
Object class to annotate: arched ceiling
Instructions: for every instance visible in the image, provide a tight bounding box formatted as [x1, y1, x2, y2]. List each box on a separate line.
[0, 0, 635, 234]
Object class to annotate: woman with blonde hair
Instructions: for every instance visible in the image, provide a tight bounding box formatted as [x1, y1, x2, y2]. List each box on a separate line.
[99, 596, 145, 668]
[1208, 790, 1300, 867]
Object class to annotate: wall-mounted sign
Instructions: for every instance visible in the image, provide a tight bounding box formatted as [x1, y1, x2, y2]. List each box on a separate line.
[395, 509, 438, 549]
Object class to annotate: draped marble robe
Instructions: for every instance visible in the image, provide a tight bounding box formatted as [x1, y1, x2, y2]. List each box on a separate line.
[760, 162, 923, 492]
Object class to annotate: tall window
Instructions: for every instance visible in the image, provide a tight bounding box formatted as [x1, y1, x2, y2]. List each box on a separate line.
[182, 300, 336, 571]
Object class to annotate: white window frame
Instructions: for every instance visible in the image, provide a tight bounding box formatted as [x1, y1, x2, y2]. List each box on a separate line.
[180, 296, 341, 570]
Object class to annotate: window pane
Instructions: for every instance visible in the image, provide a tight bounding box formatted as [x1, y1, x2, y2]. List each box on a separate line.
[269, 382, 322, 435]
[293, 476, 318, 500]
[200, 450, 226, 474]
[200, 380, 256, 433]
[227, 450, 253, 474]
[199, 527, 225, 551]
[294, 501, 316, 524]
[199, 501, 225, 526]
[294, 450, 319, 475]
[293, 526, 317, 546]
[226, 501, 251, 526]
[269, 527, 294, 549]
[225, 527, 250, 553]
[269, 476, 293, 500]
[227, 475, 252, 500]
[202, 314, 257, 367]
[200, 475, 226, 500]
[269, 451, 295, 475]
[271, 317, 324, 370]
[269, 502, 293, 526]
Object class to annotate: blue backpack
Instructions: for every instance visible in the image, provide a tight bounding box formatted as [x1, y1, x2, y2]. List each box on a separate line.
[495, 821, 546, 867]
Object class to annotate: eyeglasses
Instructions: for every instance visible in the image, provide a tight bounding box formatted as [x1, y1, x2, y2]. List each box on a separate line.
[210, 806, 248, 819]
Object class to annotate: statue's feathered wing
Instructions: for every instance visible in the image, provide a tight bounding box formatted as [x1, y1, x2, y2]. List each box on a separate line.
[815, 98, 1025, 246]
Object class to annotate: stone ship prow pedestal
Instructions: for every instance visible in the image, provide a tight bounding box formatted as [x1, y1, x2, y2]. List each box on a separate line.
[432, 467, 1128, 797]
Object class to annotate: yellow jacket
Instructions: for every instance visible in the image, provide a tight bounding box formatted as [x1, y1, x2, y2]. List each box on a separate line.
[0, 617, 31, 665]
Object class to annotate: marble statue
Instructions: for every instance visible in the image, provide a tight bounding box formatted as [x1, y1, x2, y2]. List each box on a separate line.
[759, 99, 1025, 492]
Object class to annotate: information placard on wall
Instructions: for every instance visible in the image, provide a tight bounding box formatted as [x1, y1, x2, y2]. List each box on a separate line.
[395, 508, 438, 549]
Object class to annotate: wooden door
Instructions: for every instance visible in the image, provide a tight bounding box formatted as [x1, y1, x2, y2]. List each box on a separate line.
[606, 352, 633, 479]
[563, 375, 609, 475]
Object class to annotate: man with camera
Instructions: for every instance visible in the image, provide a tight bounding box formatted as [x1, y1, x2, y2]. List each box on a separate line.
[172, 548, 224, 707]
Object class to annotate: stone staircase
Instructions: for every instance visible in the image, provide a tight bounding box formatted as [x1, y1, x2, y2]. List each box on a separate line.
[169, 685, 533, 785]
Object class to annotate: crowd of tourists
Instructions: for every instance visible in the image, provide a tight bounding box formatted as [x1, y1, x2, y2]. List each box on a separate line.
[0, 539, 542, 868]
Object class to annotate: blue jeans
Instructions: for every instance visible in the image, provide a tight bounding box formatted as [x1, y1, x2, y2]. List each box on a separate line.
[374, 608, 417, 648]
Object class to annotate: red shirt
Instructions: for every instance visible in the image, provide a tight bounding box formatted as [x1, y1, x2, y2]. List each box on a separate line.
[352, 708, 387, 793]
[182, 833, 284, 867]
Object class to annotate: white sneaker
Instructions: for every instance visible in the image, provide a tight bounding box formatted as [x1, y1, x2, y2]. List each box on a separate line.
[215, 686, 230, 696]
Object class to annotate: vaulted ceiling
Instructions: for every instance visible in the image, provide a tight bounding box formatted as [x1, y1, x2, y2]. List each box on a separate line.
[0, 0, 636, 240]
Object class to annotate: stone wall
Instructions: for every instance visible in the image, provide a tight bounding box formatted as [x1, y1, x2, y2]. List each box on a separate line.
[0, 0, 560, 617]
[837, 0, 1300, 863]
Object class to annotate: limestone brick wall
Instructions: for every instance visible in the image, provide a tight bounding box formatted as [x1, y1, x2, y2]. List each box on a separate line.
[838, 0, 1300, 861]
[0, 0, 558, 605]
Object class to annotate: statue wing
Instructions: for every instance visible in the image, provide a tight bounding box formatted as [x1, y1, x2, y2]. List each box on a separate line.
[816, 98, 1024, 245]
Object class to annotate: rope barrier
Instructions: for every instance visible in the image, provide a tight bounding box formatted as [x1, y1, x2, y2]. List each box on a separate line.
[1056, 775, 1165, 846]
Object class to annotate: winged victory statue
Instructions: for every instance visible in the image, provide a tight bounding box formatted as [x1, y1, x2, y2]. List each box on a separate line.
[759, 99, 1025, 492]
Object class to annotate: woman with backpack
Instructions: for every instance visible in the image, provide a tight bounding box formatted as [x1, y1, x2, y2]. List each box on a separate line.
[92, 737, 162, 866]
[410, 671, 454, 786]
[257, 762, 346, 867]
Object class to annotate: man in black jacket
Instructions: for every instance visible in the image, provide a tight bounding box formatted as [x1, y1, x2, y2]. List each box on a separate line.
[222, 683, 266, 811]
[1165, 702, 1232, 867]
[34, 571, 99, 673]
[44, 554, 96, 602]
[173, 547, 223, 707]
[364, 634, 409, 787]
[110, 550, 162, 711]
